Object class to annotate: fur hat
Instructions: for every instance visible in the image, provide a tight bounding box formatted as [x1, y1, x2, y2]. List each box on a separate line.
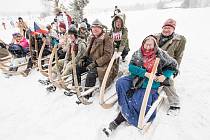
[59, 22, 66, 30]
[162, 18, 176, 29]
[91, 19, 104, 28]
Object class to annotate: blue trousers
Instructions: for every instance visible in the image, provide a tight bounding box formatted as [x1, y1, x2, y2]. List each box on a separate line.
[116, 76, 159, 127]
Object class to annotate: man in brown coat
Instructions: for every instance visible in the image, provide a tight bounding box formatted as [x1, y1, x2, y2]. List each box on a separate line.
[77, 19, 117, 98]
[154, 18, 186, 114]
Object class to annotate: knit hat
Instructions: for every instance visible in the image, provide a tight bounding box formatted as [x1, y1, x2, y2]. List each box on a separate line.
[68, 27, 78, 36]
[162, 18, 176, 29]
[91, 19, 104, 28]
[80, 22, 87, 29]
[59, 22, 66, 30]
[12, 32, 22, 37]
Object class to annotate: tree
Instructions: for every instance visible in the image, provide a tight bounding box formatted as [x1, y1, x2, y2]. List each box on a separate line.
[68, 0, 89, 23]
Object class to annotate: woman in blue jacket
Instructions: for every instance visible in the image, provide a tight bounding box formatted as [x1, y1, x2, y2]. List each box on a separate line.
[103, 35, 178, 136]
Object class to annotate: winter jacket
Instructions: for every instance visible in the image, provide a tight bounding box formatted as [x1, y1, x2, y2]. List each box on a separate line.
[58, 32, 69, 52]
[83, 32, 117, 87]
[129, 46, 178, 89]
[64, 38, 86, 64]
[78, 29, 90, 42]
[154, 33, 186, 66]
[110, 13, 129, 52]
[19, 37, 29, 49]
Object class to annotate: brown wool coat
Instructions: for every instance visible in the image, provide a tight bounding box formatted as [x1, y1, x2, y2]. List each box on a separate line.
[155, 33, 186, 66]
[85, 32, 118, 87]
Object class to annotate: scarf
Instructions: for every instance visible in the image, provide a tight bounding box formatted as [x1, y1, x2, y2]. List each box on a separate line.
[69, 41, 78, 56]
[159, 33, 174, 48]
[141, 46, 156, 73]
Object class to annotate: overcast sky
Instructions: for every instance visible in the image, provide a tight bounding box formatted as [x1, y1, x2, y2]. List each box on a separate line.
[0, 0, 44, 15]
[0, 0, 158, 16]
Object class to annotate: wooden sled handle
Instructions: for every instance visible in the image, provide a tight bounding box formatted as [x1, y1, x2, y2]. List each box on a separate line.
[138, 58, 160, 129]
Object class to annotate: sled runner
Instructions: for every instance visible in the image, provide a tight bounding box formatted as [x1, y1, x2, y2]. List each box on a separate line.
[48, 45, 63, 88]
[37, 39, 52, 77]
[99, 51, 121, 109]
[70, 45, 93, 105]
[0, 57, 28, 76]
[74, 51, 124, 106]
[137, 58, 162, 133]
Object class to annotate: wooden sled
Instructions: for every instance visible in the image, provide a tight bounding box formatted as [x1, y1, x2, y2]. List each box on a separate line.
[0, 55, 12, 61]
[37, 40, 52, 77]
[99, 51, 121, 109]
[70, 47, 93, 105]
[48, 45, 63, 88]
[0, 57, 28, 76]
[74, 51, 123, 107]
[137, 58, 162, 134]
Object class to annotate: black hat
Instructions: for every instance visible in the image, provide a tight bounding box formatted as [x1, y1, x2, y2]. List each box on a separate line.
[18, 17, 23, 20]
[68, 27, 78, 36]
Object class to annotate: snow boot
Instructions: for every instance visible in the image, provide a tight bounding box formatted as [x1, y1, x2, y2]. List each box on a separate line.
[102, 121, 118, 137]
[22, 68, 31, 77]
[167, 106, 180, 116]
[9, 66, 18, 71]
[46, 85, 56, 92]
[38, 79, 51, 85]
[64, 90, 76, 96]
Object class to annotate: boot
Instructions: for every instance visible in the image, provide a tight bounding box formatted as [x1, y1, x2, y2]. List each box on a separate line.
[38, 79, 51, 85]
[22, 68, 31, 77]
[167, 106, 180, 116]
[46, 85, 56, 92]
[102, 121, 119, 137]
[9, 66, 18, 71]
[64, 90, 75, 96]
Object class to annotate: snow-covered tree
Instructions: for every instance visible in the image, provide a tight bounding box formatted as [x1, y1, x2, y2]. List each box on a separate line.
[68, 0, 89, 23]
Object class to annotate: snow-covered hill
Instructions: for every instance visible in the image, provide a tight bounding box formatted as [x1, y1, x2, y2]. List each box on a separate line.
[1, 7, 210, 140]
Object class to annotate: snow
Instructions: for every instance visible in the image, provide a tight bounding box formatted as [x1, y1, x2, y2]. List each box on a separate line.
[1, 6, 210, 140]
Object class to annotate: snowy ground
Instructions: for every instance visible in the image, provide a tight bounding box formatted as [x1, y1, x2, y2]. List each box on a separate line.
[1, 7, 210, 140]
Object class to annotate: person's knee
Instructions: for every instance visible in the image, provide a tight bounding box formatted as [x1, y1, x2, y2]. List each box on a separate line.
[85, 70, 97, 87]
[116, 77, 129, 87]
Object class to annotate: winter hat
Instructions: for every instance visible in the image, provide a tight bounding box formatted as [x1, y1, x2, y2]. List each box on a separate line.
[79, 22, 87, 29]
[68, 27, 78, 36]
[46, 24, 52, 30]
[162, 18, 176, 29]
[59, 22, 66, 30]
[12, 32, 22, 37]
[18, 17, 23, 20]
[91, 19, 104, 29]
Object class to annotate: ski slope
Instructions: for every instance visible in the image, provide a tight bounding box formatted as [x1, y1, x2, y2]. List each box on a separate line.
[1, 7, 210, 140]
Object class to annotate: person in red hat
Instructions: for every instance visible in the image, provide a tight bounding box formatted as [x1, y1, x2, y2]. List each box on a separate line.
[59, 22, 66, 35]
[154, 18, 186, 115]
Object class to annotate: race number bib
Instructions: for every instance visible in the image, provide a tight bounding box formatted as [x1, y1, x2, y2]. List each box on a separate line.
[112, 31, 122, 41]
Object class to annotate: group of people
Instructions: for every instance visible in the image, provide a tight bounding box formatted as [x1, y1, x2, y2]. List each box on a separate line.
[103, 17, 186, 136]
[0, 7, 186, 137]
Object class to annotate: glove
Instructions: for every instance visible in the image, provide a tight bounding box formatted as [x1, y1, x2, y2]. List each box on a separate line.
[87, 62, 97, 71]
[78, 56, 87, 67]
[78, 59, 85, 67]
[154, 75, 166, 82]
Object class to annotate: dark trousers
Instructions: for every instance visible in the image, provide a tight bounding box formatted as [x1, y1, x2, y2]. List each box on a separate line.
[75, 65, 98, 87]
[114, 112, 126, 125]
